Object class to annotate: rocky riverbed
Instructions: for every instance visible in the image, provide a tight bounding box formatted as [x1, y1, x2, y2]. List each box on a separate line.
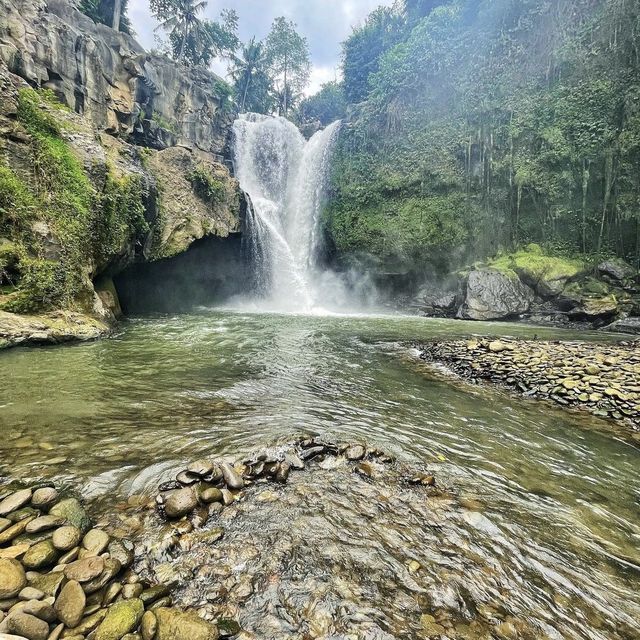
[417, 338, 640, 433]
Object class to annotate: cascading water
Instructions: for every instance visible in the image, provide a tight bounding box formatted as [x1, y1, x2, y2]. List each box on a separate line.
[233, 113, 341, 312]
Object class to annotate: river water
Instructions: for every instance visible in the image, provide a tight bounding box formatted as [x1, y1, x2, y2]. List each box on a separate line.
[1, 311, 639, 639]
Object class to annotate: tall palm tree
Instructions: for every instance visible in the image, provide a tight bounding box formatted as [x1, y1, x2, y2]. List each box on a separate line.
[229, 38, 267, 112]
[155, 0, 209, 63]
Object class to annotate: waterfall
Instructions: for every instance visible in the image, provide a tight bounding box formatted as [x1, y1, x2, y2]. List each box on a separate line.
[233, 113, 341, 312]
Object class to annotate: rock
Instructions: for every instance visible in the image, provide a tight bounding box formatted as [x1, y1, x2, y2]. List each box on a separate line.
[488, 340, 508, 353]
[570, 295, 619, 319]
[164, 488, 198, 519]
[187, 460, 214, 477]
[21, 541, 58, 570]
[94, 599, 144, 640]
[51, 526, 81, 552]
[154, 607, 219, 640]
[175, 471, 199, 486]
[82, 529, 110, 555]
[219, 463, 244, 490]
[64, 556, 105, 582]
[345, 445, 366, 461]
[107, 540, 134, 569]
[139, 585, 172, 606]
[275, 462, 291, 484]
[82, 558, 122, 595]
[122, 584, 143, 600]
[17, 588, 43, 602]
[25, 572, 64, 598]
[433, 293, 458, 312]
[30, 489, 57, 511]
[459, 268, 534, 321]
[63, 608, 107, 636]
[6, 611, 49, 640]
[0, 560, 26, 599]
[598, 259, 636, 283]
[602, 316, 640, 335]
[25, 516, 65, 534]
[0, 490, 32, 517]
[0, 544, 29, 560]
[54, 580, 85, 628]
[140, 611, 157, 640]
[0, 517, 34, 546]
[283, 453, 304, 470]
[198, 488, 223, 504]
[48, 500, 89, 533]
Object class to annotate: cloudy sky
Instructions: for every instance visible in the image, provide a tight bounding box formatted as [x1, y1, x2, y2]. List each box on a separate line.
[128, 0, 394, 94]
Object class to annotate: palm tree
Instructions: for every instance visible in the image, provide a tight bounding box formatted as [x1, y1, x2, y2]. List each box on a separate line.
[229, 38, 268, 112]
[154, 0, 209, 63]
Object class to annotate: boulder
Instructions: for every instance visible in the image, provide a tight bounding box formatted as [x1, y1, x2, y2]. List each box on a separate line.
[154, 607, 219, 640]
[48, 499, 90, 532]
[163, 487, 197, 519]
[602, 316, 640, 335]
[569, 294, 619, 320]
[598, 258, 637, 283]
[459, 269, 534, 321]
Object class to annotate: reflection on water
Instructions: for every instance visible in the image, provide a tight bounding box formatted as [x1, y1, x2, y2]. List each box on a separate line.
[1, 311, 639, 638]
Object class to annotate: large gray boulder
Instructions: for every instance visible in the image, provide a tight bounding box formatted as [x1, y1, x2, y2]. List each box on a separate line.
[602, 315, 640, 335]
[459, 268, 534, 321]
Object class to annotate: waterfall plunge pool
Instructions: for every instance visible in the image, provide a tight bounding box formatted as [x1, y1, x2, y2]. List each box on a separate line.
[1, 310, 638, 639]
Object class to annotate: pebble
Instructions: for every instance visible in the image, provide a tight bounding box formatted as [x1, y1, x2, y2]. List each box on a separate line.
[345, 445, 366, 461]
[54, 579, 85, 627]
[0, 559, 26, 598]
[63, 556, 105, 582]
[164, 488, 197, 519]
[25, 516, 65, 534]
[30, 489, 58, 510]
[82, 529, 110, 555]
[7, 611, 49, 640]
[22, 541, 58, 570]
[219, 463, 244, 490]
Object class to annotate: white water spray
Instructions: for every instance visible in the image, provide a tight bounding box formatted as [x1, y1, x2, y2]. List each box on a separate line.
[233, 113, 341, 312]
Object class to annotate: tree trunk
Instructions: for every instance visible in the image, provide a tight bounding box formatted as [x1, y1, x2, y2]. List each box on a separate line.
[241, 71, 251, 112]
[596, 152, 614, 256]
[581, 159, 590, 254]
[283, 50, 288, 117]
[112, 0, 122, 31]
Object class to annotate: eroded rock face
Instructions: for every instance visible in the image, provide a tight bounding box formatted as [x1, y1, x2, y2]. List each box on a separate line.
[0, 0, 230, 154]
[459, 269, 534, 321]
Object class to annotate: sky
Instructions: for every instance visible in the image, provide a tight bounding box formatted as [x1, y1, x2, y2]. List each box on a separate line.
[128, 0, 395, 95]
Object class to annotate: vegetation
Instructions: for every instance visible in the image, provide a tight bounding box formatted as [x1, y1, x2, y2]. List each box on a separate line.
[263, 17, 311, 117]
[297, 82, 346, 127]
[229, 38, 273, 114]
[79, 0, 133, 34]
[150, 0, 238, 66]
[0, 89, 148, 313]
[323, 0, 640, 276]
[188, 165, 226, 205]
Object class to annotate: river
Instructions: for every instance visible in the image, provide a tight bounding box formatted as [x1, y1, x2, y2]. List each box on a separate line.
[1, 311, 639, 639]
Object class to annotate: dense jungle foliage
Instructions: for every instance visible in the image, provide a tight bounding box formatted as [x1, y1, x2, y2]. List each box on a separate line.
[323, 0, 640, 277]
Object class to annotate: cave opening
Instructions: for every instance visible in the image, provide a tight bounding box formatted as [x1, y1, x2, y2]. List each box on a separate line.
[114, 233, 250, 315]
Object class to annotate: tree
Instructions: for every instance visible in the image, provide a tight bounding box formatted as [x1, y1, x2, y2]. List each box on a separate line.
[230, 38, 273, 113]
[151, 0, 238, 66]
[297, 81, 346, 126]
[79, 0, 133, 34]
[264, 17, 310, 117]
[341, 6, 405, 104]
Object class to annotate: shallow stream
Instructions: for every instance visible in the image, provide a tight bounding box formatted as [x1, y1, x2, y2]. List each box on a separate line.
[1, 311, 639, 639]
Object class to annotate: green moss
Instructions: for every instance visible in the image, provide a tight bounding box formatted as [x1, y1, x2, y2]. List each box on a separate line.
[489, 245, 585, 282]
[188, 165, 226, 205]
[96, 171, 149, 265]
[151, 111, 179, 134]
[0, 165, 36, 232]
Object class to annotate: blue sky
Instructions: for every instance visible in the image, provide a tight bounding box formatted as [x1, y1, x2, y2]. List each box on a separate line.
[128, 0, 395, 94]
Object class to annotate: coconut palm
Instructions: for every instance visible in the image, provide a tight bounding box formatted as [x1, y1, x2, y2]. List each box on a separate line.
[152, 0, 209, 63]
[229, 38, 271, 113]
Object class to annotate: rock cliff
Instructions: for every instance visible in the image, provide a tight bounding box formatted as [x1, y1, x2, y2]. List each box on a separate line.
[0, 0, 242, 347]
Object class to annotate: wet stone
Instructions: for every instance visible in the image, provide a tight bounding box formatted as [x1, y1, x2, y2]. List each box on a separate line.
[0, 559, 26, 598]
[54, 579, 85, 627]
[345, 445, 366, 461]
[164, 487, 198, 519]
[6, 611, 49, 640]
[49, 499, 90, 533]
[22, 540, 58, 570]
[52, 525, 81, 551]
[25, 516, 65, 534]
[82, 528, 110, 555]
[219, 463, 244, 490]
[94, 598, 144, 640]
[198, 487, 223, 504]
[64, 555, 105, 582]
[30, 488, 58, 510]
[187, 460, 214, 477]
[0, 489, 32, 517]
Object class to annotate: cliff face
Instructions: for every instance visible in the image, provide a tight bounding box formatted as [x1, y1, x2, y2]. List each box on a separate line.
[0, 0, 230, 153]
[0, 0, 242, 346]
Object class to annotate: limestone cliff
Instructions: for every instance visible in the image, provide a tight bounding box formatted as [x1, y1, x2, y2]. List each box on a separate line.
[0, 0, 242, 347]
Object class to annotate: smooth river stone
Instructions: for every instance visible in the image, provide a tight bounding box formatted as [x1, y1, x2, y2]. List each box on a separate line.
[30, 488, 58, 510]
[0, 559, 26, 598]
[25, 515, 65, 534]
[164, 488, 197, 519]
[7, 611, 49, 640]
[219, 462, 244, 490]
[82, 529, 110, 555]
[187, 460, 214, 477]
[49, 499, 90, 532]
[64, 556, 105, 582]
[22, 540, 58, 570]
[54, 579, 86, 627]
[0, 489, 32, 517]
[345, 445, 366, 461]
[52, 525, 81, 551]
